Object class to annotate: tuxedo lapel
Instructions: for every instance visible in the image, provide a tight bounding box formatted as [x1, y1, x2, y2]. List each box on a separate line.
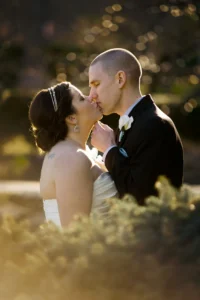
[128, 94, 155, 119]
[115, 127, 120, 144]
[117, 126, 133, 146]
[118, 127, 132, 147]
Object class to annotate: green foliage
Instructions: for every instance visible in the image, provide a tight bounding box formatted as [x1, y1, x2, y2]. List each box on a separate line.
[42, 1, 200, 98]
[0, 42, 24, 90]
[0, 178, 200, 299]
[170, 103, 200, 140]
[0, 94, 32, 144]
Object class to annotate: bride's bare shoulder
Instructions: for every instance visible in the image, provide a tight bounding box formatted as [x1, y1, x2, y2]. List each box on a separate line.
[52, 144, 92, 168]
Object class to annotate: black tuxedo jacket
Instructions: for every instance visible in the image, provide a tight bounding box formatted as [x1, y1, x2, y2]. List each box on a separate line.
[105, 95, 183, 205]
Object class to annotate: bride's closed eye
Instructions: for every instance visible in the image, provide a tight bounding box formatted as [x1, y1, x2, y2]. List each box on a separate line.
[79, 95, 85, 101]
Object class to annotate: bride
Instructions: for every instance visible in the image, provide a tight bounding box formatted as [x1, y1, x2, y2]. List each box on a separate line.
[29, 82, 118, 227]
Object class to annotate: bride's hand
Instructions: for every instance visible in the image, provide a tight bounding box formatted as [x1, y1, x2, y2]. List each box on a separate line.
[95, 158, 108, 172]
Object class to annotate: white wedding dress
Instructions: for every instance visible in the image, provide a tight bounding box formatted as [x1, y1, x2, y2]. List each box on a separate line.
[43, 172, 118, 227]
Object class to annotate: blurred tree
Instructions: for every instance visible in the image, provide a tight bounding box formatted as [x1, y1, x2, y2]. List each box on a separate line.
[69, 1, 200, 95]
[1, 0, 199, 98]
[40, 0, 200, 137]
[0, 0, 199, 181]
[0, 42, 24, 92]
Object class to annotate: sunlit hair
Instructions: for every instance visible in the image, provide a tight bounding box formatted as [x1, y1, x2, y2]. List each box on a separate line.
[29, 81, 77, 152]
[90, 48, 142, 86]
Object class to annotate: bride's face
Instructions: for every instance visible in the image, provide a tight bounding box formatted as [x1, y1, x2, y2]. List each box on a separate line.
[70, 85, 103, 124]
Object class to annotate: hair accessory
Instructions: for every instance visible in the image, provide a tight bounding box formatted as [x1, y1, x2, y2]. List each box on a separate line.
[48, 87, 58, 112]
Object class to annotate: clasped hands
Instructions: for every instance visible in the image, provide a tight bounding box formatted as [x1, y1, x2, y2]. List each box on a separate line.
[91, 121, 116, 153]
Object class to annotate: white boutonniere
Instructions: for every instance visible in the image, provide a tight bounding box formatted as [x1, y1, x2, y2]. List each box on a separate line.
[118, 115, 134, 142]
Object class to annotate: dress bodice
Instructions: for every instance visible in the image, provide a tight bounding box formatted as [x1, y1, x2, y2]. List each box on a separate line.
[43, 172, 118, 227]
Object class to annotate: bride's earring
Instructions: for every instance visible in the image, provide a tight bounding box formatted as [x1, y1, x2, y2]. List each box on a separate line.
[74, 123, 80, 133]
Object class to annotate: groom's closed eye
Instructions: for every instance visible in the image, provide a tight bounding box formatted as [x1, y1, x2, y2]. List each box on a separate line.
[90, 81, 100, 87]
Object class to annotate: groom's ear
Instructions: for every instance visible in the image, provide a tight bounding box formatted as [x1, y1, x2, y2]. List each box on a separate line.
[116, 71, 126, 88]
[65, 114, 77, 125]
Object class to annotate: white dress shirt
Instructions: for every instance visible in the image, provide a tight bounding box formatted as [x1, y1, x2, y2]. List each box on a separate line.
[102, 96, 144, 162]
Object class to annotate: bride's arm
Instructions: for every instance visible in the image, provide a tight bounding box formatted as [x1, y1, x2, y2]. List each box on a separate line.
[54, 151, 93, 227]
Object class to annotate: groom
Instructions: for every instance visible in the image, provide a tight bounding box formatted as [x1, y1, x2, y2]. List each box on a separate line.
[89, 48, 183, 205]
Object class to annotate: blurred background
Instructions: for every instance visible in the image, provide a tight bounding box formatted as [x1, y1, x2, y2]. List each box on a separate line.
[0, 0, 199, 196]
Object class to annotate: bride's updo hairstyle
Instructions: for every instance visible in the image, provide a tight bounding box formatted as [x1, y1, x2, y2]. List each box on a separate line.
[29, 82, 76, 152]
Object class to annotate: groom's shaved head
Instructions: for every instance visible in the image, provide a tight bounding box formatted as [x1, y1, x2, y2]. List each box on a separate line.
[90, 48, 142, 86]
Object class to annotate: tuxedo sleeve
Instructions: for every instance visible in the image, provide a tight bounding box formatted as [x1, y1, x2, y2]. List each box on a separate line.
[105, 120, 174, 204]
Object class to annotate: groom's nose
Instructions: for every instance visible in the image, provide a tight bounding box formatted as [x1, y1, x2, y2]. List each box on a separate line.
[89, 91, 98, 103]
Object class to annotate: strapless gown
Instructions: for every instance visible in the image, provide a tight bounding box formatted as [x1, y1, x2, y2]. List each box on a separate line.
[43, 172, 118, 227]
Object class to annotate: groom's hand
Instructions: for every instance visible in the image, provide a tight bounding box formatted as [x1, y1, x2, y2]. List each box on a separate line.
[91, 121, 116, 153]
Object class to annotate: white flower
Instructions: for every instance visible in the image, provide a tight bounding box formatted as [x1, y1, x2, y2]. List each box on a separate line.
[118, 115, 134, 131]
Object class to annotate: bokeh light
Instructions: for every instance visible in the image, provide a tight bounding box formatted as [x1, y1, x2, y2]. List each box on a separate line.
[102, 14, 112, 21]
[84, 34, 95, 43]
[2, 89, 11, 101]
[66, 52, 76, 61]
[184, 102, 194, 113]
[112, 4, 122, 12]
[102, 20, 113, 28]
[160, 5, 169, 12]
[170, 7, 183, 17]
[136, 43, 146, 51]
[138, 35, 148, 43]
[188, 98, 198, 108]
[100, 29, 110, 36]
[113, 16, 125, 23]
[189, 75, 199, 85]
[105, 6, 114, 14]
[147, 31, 157, 41]
[91, 26, 102, 34]
[56, 73, 67, 82]
[109, 24, 119, 32]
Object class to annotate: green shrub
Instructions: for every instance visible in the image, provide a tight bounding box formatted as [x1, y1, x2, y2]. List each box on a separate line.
[0, 178, 200, 299]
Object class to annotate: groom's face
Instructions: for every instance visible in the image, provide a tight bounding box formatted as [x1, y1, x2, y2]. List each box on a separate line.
[89, 62, 121, 115]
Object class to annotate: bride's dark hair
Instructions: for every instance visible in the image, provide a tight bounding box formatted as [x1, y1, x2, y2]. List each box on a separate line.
[29, 82, 76, 152]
